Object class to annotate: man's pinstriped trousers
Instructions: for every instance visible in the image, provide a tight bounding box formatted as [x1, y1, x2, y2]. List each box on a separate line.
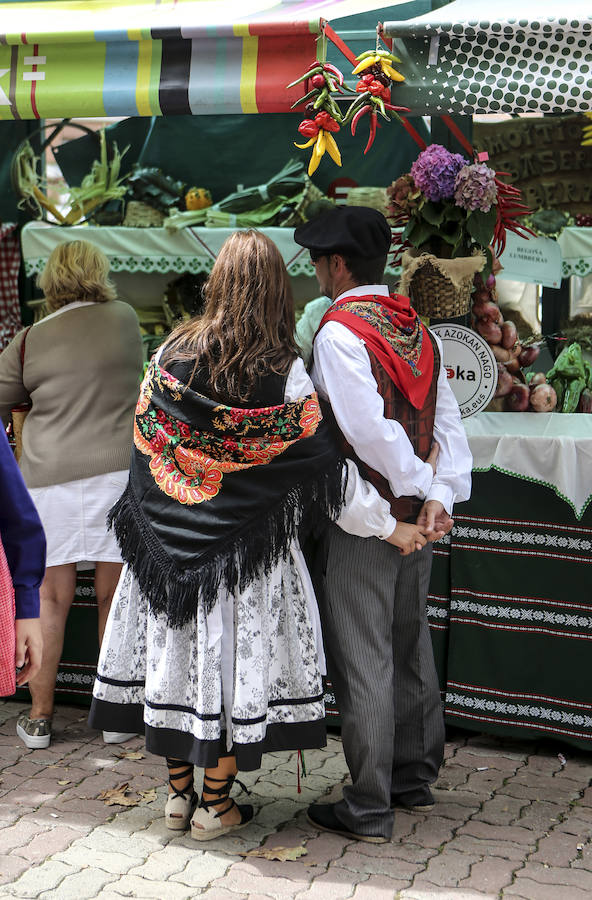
[317, 524, 444, 839]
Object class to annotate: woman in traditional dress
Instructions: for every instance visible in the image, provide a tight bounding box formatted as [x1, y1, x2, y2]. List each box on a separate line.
[89, 230, 426, 841]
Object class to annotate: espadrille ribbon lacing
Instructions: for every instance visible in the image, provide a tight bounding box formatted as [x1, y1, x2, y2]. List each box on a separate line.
[164, 760, 198, 831]
[190, 773, 254, 841]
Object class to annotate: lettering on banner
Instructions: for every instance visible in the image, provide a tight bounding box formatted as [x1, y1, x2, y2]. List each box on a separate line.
[473, 114, 592, 216]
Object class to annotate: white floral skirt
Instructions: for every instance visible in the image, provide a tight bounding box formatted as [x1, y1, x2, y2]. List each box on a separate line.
[89, 545, 326, 770]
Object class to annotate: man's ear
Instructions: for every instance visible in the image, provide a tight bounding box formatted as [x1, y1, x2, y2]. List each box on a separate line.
[331, 253, 347, 274]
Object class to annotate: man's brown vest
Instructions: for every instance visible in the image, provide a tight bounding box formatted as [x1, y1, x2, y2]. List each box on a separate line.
[342, 333, 440, 523]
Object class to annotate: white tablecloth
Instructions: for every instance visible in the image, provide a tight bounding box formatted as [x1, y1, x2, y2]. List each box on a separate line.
[21, 222, 402, 280]
[559, 226, 592, 279]
[463, 412, 592, 519]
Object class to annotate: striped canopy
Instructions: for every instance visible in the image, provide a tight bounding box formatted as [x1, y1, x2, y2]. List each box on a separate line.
[383, 1, 592, 115]
[0, 0, 400, 120]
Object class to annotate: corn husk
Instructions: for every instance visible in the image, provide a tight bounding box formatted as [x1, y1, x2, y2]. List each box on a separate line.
[65, 130, 129, 224]
[13, 141, 66, 223]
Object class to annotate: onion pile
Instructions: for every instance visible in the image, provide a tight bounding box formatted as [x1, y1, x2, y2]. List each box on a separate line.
[472, 271, 554, 412]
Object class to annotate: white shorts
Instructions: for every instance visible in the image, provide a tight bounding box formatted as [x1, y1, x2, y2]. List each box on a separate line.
[29, 470, 128, 568]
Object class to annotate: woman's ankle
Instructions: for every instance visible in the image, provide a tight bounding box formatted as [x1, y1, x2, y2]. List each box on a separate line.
[29, 709, 52, 721]
[166, 759, 194, 796]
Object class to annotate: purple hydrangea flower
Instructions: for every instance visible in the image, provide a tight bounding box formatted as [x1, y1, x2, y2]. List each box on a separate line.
[454, 163, 497, 212]
[410, 144, 467, 202]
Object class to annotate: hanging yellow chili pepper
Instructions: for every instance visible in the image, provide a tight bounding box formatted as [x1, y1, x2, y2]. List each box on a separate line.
[324, 132, 342, 166]
[294, 137, 316, 149]
[381, 61, 405, 82]
[352, 56, 379, 74]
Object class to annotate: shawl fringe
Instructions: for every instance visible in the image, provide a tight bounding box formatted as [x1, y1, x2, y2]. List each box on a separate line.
[108, 457, 345, 629]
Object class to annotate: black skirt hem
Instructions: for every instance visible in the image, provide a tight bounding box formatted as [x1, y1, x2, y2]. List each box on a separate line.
[89, 697, 327, 771]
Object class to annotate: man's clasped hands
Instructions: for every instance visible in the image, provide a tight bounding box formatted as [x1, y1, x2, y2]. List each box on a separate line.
[385, 442, 454, 556]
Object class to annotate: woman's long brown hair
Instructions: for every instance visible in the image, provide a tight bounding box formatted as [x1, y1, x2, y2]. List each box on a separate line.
[162, 230, 299, 403]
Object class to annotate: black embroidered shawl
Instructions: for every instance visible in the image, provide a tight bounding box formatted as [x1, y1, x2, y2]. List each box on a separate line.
[109, 358, 344, 628]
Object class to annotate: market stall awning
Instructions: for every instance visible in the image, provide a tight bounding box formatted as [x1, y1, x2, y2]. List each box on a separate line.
[383, 1, 592, 116]
[0, 0, 402, 120]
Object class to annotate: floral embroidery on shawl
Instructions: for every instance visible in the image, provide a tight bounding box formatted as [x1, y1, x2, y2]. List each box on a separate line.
[133, 360, 321, 505]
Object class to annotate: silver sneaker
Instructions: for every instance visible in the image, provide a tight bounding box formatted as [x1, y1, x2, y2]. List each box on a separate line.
[16, 714, 52, 749]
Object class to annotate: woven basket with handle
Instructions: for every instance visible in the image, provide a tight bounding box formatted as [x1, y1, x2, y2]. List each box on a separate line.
[409, 261, 472, 318]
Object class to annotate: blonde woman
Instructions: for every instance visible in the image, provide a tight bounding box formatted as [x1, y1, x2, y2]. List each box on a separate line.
[0, 240, 143, 749]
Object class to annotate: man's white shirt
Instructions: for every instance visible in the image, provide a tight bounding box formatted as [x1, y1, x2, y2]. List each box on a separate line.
[310, 284, 472, 517]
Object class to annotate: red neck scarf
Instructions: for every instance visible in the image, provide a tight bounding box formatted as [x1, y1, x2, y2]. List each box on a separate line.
[319, 293, 434, 409]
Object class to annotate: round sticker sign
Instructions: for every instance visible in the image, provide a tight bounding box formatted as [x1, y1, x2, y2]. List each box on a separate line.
[430, 324, 497, 418]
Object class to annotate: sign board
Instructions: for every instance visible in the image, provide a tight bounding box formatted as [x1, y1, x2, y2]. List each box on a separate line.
[431, 324, 497, 419]
[473, 115, 592, 217]
[497, 232, 563, 289]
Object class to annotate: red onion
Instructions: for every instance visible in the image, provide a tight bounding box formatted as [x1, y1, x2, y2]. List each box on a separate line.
[486, 273, 496, 289]
[529, 383, 557, 412]
[476, 319, 502, 344]
[491, 344, 512, 363]
[505, 357, 521, 374]
[518, 346, 540, 368]
[494, 363, 513, 397]
[472, 300, 502, 324]
[529, 372, 547, 388]
[501, 321, 518, 350]
[505, 382, 530, 412]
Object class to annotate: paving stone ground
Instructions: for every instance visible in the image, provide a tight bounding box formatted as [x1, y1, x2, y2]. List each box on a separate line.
[1, 699, 591, 899]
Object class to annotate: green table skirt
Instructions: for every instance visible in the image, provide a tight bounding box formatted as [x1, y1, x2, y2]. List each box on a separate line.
[442, 470, 592, 750]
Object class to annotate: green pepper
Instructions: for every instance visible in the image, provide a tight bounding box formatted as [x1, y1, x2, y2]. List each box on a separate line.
[562, 376, 586, 413]
[547, 342, 586, 383]
[551, 377, 565, 409]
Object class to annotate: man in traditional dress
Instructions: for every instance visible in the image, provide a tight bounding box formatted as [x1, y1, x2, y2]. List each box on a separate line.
[294, 206, 472, 843]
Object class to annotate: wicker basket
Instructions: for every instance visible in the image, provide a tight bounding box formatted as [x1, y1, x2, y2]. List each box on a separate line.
[408, 260, 472, 318]
[123, 200, 165, 228]
[346, 187, 389, 217]
[400, 250, 485, 319]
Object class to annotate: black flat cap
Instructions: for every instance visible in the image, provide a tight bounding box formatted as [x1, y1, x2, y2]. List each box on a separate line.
[294, 206, 391, 258]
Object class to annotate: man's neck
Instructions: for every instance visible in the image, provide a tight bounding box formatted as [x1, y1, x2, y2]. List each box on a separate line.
[330, 276, 359, 300]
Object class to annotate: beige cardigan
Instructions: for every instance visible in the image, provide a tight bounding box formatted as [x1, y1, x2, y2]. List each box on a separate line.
[0, 300, 143, 489]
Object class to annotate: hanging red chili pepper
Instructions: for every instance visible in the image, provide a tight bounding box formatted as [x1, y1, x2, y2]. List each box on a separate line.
[298, 119, 319, 138]
[314, 110, 340, 133]
[364, 110, 378, 155]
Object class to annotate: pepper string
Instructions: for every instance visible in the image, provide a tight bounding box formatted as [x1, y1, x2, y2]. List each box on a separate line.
[324, 22, 425, 151]
[288, 23, 410, 172]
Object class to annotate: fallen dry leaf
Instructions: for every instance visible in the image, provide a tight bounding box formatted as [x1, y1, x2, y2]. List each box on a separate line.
[97, 782, 139, 807]
[139, 789, 158, 804]
[57, 780, 71, 786]
[118, 750, 145, 760]
[241, 846, 308, 862]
